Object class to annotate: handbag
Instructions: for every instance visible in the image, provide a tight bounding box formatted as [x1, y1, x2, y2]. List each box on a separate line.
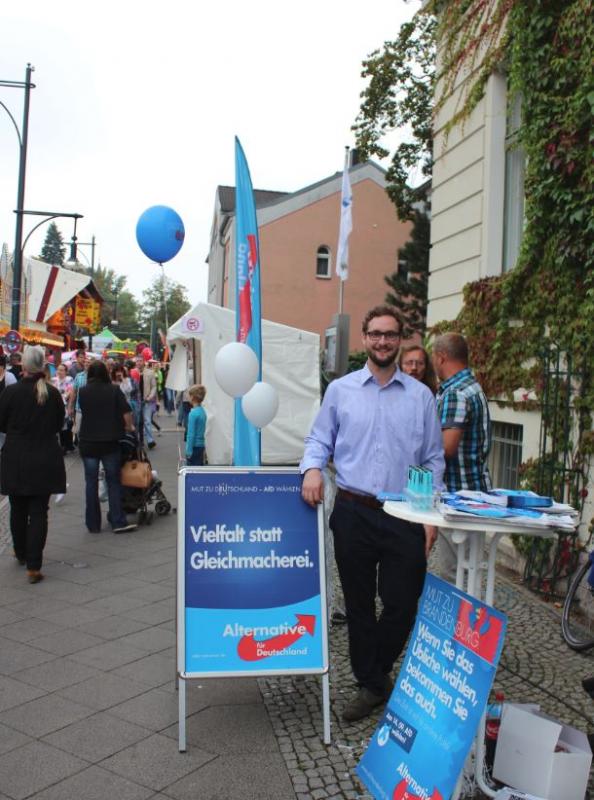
[121, 459, 152, 489]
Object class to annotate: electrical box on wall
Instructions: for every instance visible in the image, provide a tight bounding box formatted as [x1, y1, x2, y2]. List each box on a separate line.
[324, 313, 350, 378]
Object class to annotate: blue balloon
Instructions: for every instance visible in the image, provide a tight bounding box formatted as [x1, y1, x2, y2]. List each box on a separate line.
[135, 205, 185, 263]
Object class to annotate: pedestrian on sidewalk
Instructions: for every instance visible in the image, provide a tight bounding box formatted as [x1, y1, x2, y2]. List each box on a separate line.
[68, 348, 86, 379]
[137, 356, 157, 449]
[52, 362, 75, 454]
[68, 355, 90, 444]
[0, 355, 17, 450]
[301, 305, 445, 722]
[78, 360, 137, 534]
[185, 384, 207, 466]
[163, 364, 175, 414]
[0, 345, 66, 583]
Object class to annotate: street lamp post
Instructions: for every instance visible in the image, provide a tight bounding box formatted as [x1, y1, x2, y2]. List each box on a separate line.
[1, 64, 36, 331]
[112, 288, 119, 326]
[67, 233, 98, 350]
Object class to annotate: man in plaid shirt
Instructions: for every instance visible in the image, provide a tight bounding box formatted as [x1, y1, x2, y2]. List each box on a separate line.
[433, 332, 492, 491]
[433, 333, 492, 578]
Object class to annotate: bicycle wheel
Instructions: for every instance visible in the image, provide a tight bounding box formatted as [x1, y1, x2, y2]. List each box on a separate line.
[562, 558, 594, 651]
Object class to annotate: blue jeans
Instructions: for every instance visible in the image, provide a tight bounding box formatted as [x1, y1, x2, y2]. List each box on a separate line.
[82, 450, 127, 531]
[142, 402, 155, 444]
[187, 446, 204, 466]
[164, 388, 175, 414]
[129, 399, 140, 429]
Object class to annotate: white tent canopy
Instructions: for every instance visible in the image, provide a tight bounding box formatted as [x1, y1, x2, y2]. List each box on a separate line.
[27, 257, 91, 323]
[167, 303, 320, 466]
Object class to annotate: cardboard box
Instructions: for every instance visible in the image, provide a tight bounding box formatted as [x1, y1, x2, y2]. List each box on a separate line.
[494, 789, 546, 800]
[493, 704, 592, 800]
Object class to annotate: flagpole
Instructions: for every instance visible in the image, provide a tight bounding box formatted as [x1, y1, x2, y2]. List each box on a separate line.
[337, 146, 350, 315]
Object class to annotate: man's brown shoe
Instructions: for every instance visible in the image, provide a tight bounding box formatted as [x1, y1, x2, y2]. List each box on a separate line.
[27, 571, 44, 584]
[342, 688, 385, 722]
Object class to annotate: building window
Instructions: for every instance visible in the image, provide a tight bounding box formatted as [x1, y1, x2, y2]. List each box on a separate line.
[502, 92, 526, 272]
[316, 246, 331, 278]
[488, 421, 523, 489]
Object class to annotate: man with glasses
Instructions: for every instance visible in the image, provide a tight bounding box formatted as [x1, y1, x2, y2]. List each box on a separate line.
[301, 305, 444, 722]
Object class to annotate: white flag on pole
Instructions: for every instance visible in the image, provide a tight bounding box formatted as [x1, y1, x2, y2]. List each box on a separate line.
[336, 150, 352, 281]
[0, 244, 9, 282]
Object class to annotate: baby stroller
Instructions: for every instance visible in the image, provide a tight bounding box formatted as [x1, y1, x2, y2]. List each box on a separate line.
[119, 431, 171, 525]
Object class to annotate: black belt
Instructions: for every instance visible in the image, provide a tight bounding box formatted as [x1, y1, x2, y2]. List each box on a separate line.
[337, 488, 383, 510]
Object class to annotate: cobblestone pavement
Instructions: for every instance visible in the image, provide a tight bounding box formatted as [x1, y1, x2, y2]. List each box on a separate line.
[259, 559, 594, 799]
[1, 430, 593, 798]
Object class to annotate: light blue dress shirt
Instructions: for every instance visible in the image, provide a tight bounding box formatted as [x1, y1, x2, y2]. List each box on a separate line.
[301, 365, 445, 496]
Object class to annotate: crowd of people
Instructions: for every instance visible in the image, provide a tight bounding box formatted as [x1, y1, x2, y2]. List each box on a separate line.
[0, 344, 185, 584]
[0, 306, 489, 735]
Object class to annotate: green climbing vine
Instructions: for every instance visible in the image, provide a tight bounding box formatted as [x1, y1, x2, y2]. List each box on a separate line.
[356, 0, 593, 517]
[432, 0, 593, 512]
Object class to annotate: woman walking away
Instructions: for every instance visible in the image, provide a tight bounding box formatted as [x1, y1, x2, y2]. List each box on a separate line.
[0, 345, 66, 583]
[185, 384, 207, 466]
[78, 361, 137, 534]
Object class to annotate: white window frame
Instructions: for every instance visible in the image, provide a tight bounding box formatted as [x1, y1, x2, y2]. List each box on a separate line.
[316, 246, 332, 279]
[502, 91, 526, 272]
[488, 421, 523, 489]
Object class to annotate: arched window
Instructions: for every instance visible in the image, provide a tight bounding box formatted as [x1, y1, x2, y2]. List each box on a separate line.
[316, 246, 331, 279]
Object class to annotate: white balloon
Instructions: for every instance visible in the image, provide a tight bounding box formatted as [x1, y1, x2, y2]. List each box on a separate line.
[214, 342, 259, 398]
[241, 381, 279, 429]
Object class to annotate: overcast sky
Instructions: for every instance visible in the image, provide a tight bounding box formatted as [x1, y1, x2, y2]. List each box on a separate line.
[1, 0, 420, 308]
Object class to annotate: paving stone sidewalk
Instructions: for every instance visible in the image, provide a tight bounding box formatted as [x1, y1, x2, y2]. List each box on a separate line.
[0, 419, 294, 800]
[1, 417, 593, 799]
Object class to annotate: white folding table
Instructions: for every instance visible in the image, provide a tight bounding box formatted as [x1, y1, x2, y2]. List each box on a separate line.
[383, 500, 561, 799]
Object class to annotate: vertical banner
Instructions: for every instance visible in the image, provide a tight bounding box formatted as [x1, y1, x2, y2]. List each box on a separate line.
[178, 468, 328, 677]
[234, 138, 262, 466]
[336, 149, 352, 281]
[357, 574, 507, 800]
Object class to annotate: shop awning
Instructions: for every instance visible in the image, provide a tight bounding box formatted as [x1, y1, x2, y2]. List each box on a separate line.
[27, 257, 91, 323]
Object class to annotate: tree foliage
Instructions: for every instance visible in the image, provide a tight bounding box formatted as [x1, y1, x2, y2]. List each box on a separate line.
[89, 265, 140, 333]
[138, 275, 191, 333]
[384, 199, 430, 338]
[353, 12, 436, 220]
[39, 222, 66, 266]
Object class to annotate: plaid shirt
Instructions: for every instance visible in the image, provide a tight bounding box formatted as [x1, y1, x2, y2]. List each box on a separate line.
[436, 368, 492, 491]
[72, 370, 88, 413]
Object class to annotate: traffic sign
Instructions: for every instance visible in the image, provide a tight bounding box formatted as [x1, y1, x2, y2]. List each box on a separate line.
[4, 330, 22, 354]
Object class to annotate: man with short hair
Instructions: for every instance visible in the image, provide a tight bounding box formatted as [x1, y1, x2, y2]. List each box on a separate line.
[8, 352, 22, 381]
[432, 332, 492, 492]
[432, 333, 492, 580]
[68, 359, 89, 441]
[0, 356, 17, 449]
[0, 356, 17, 392]
[138, 358, 157, 449]
[301, 305, 445, 722]
[68, 349, 86, 379]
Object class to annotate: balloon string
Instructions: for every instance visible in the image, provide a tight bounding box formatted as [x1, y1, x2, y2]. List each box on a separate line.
[160, 262, 169, 336]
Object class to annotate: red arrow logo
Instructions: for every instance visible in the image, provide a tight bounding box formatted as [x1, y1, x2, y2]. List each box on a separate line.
[237, 614, 316, 661]
[393, 780, 443, 800]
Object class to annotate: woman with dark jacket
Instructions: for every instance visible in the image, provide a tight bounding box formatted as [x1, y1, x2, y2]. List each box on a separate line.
[0, 346, 66, 583]
[78, 360, 137, 534]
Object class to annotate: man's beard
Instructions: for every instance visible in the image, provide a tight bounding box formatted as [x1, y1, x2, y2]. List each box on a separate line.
[367, 349, 397, 369]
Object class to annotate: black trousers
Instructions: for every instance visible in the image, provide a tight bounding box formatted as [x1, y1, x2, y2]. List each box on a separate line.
[10, 495, 50, 572]
[330, 495, 426, 696]
[59, 428, 74, 451]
